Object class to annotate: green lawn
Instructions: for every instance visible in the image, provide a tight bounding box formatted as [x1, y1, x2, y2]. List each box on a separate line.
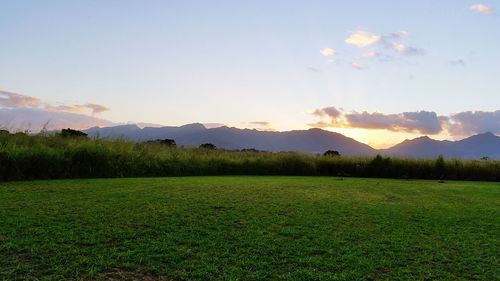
[0, 177, 499, 280]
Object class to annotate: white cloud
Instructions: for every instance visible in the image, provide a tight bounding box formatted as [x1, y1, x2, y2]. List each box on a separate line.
[203, 123, 226, 129]
[320, 47, 336, 57]
[361, 50, 380, 59]
[391, 42, 425, 56]
[307, 66, 321, 73]
[342, 29, 424, 61]
[351, 62, 366, 70]
[392, 42, 407, 53]
[450, 59, 466, 67]
[345, 31, 381, 47]
[318, 29, 423, 70]
[395, 31, 409, 37]
[470, 4, 494, 15]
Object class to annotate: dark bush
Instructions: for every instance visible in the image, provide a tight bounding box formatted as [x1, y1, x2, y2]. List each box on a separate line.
[199, 143, 216, 150]
[241, 148, 262, 153]
[60, 128, 88, 138]
[145, 139, 176, 147]
[323, 150, 340, 157]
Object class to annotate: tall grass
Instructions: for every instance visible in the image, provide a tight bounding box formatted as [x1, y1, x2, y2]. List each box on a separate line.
[0, 132, 499, 181]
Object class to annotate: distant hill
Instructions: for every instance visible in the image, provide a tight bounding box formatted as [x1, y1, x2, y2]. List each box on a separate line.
[84, 124, 500, 159]
[85, 123, 377, 155]
[382, 132, 500, 159]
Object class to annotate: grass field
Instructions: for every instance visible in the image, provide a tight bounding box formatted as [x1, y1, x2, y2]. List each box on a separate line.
[2, 132, 500, 182]
[0, 177, 499, 280]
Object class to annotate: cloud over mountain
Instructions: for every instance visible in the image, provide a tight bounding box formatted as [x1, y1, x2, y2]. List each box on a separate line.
[0, 108, 114, 132]
[0, 89, 112, 131]
[311, 106, 500, 136]
[0, 91, 41, 108]
[445, 110, 500, 136]
[344, 111, 441, 134]
[45, 103, 110, 115]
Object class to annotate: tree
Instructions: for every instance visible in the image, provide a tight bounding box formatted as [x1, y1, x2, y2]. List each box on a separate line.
[323, 150, 340, 157]
[60, 128, 88, 138]
[145, 139, 176, 146]
[435, 155, 445, 178]
[160, 139, 176, 146]
[241, 148, 260, 153]
[199, 143, 216, 150]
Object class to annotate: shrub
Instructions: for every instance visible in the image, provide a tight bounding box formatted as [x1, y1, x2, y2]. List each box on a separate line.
[0, 133, 498, 181]
[60, 128, 88, 138]
[323, 150, 340, 157]
[199, 143, 216, 150]
[145, 139, 176, 147]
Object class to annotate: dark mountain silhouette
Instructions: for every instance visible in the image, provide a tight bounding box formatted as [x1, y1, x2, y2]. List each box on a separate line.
[84, 124, 500, 159]
[85, 124, 376, 155]
[382, 132, 500, 159]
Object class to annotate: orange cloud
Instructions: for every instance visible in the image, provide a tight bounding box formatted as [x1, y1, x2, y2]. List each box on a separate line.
[0, 89, 110, 115]
[84, 103, 110, 114]
[243, 121, 275, 131]
[470, 4, 494, 15]
[0, 91, 41, 108]
[45, 104, 87, 113]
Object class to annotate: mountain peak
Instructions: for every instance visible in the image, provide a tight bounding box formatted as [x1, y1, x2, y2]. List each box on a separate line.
[114, 124, 141, 130]
[401, 135, 433, 144]
[179, 123, 206, 130]
[464, 132, 498, 141]
[478, 132, 496, 137]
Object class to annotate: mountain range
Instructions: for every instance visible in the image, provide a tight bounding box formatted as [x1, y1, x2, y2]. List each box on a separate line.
[84, 124, 500, 159]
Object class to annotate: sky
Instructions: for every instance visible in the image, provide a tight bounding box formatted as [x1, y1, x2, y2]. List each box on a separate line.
[0, 0, 499, 148]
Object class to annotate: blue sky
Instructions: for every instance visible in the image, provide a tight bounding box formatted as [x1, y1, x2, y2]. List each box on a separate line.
[0, 0, 499, 147]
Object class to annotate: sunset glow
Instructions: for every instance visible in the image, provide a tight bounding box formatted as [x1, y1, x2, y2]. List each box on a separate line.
[0, 1, 498, 147]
